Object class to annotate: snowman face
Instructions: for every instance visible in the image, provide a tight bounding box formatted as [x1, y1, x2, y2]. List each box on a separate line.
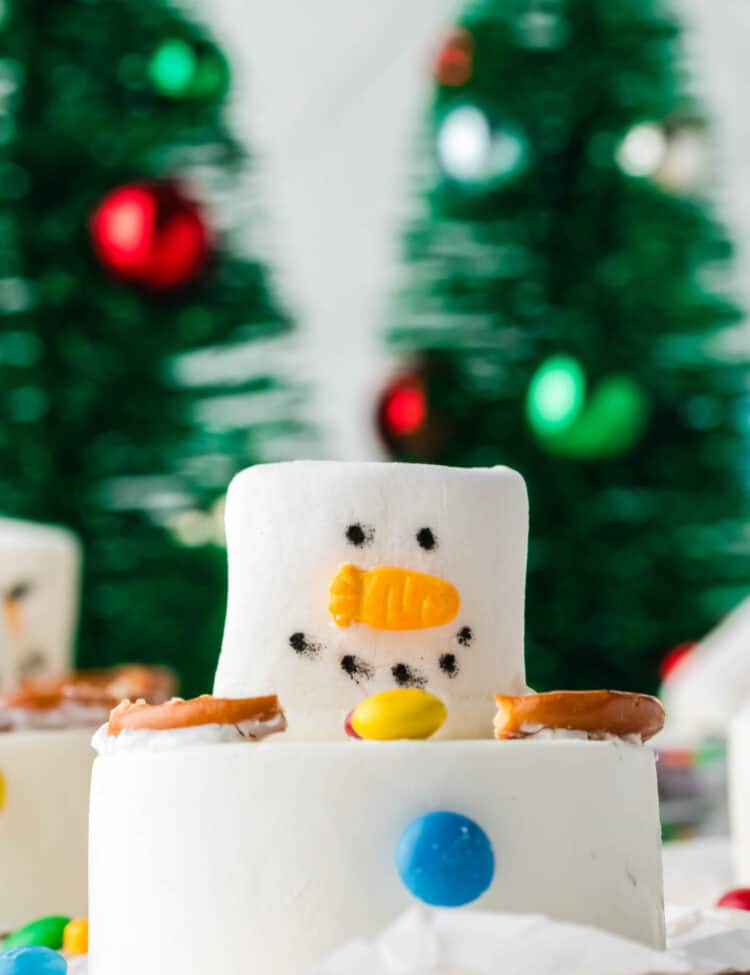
[0, 519, 80, 690]
[215, 462, 529, 739]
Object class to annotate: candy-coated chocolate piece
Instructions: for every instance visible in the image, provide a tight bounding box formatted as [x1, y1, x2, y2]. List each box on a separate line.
[343, 710, 361, 739]
[62, 919, 87, 956]
[717, 887, 750, 910]
[0, 770, 5, 811]
[3, 917, 70, 951]
[396, 811, 494, 907]
[0, 946, 67, 974]
[329, 564, 460, 630]
[350, 689, 447, 741]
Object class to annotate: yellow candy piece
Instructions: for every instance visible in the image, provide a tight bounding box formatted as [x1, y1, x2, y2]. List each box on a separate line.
[63, 917, 88, 956]
[0, 770, 5, 811]
[350, 689, 447, 741]
[329, 565, 460, 631]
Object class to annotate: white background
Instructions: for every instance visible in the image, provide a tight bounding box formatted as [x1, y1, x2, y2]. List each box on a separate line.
[196, 0, 750, 459]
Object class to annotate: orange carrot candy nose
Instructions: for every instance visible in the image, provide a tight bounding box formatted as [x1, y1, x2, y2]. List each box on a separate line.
[329, 565, 460, 630]
[3, 592, 23, 637]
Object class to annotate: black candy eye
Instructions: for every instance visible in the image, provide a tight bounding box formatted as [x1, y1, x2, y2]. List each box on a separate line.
[416, 527, 436, 551]
[391, 662, 427, 689]
[346, 523, 373, 547]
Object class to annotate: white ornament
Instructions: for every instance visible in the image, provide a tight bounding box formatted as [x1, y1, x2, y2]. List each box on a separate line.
[438, 105, 492, 182]
[657, 126, 709, 193]
[617, 122, 667, 178]
[438, 106, 527, 187]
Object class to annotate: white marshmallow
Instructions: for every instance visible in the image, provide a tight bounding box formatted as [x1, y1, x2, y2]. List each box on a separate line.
[0, 517, 80, 690]
[0, 728, 92, 931]
[660, 595, 750, 743]
[214, 462, 529, 739]
[729, 704, 750, 883]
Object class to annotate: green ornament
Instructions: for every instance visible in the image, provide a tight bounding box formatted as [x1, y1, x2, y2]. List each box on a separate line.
[526, 354, 585, 435]
[149, 39, 197, 97]
[3, 915, 71, 950]
[191, 46, 230, 100]
[148, 39, 229, 101]
[527, 356, 648, 459]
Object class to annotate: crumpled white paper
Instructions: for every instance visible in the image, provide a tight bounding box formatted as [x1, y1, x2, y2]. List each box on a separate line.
[55, 904, 750, 975]
[309, 905, 750, 975]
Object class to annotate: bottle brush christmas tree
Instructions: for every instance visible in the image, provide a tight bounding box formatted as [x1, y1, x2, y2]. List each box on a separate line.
[0, 0, 303, 693]
[383, 0, 749, 693]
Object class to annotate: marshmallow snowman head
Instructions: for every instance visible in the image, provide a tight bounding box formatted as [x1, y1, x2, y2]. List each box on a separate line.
[0, 518, 81, 691]
[214, 462, 529, 739]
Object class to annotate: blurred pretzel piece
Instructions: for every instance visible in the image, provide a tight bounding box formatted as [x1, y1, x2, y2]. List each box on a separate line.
[21, 664, 176, 706]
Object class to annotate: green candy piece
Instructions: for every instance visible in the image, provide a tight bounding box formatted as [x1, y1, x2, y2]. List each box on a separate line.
[3, 915, 70, 950]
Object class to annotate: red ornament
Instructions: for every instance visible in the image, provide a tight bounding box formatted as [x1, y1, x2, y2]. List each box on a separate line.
[383, 379, 427, 438]
[91, 181, 210, 290]
[717, 888, 750, 911]
[377, 364, 453, 460]
[433, 28, 474, 87]
[659, 641, 696, 682]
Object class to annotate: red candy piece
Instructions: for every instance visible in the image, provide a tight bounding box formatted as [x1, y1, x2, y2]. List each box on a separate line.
[344, 710, 361, 740]
[717, 888, 750, 910]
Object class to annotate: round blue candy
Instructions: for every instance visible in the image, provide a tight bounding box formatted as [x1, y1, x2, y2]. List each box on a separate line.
[0, 946, 67, 974]
[396, 810, 495, 907]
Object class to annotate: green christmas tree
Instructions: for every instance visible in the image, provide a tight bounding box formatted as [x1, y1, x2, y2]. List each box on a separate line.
[384, 0, 749, 693]
[0, 0, 303, 694]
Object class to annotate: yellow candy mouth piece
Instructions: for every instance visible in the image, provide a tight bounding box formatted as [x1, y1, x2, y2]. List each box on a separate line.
[329, 564, 461, 630]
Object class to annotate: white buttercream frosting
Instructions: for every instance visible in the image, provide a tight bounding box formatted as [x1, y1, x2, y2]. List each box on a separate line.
[1, 701, 111, 732]
[520, 724, 643, 744]
[92, 712, 287, 754]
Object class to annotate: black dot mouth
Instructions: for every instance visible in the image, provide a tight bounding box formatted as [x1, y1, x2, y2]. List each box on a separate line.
[457, 626, 473, 647]
[391, 662, 427, 689]
[288, 632, 322, 658]
[439, 652, 459, 678]
[340, 653, 374, 683]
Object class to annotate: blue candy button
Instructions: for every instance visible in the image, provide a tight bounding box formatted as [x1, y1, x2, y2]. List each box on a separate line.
[0, 946, 67, 974]
[396, 810, 495, 907]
